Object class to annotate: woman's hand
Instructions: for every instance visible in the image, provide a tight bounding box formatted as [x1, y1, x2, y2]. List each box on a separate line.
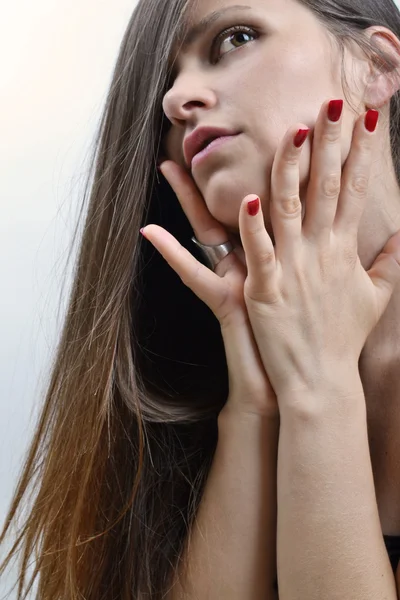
[237, 99, 400, 413]
[140, 161, 278, 418]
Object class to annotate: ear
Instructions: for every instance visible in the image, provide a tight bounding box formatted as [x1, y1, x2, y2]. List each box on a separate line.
[362, 26, 400, 109]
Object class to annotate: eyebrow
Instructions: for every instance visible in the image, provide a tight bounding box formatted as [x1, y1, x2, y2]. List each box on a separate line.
[181, 5, 253, 51]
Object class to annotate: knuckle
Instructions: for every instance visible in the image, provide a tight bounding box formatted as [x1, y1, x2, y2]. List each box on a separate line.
[320, 130, 341, 145]
[257, 249, 275, 266]
[353, 137, 371, 154]
[247, 223, 266, 237]
[347, 173, 369, 197]
[244, 283, 280, 305]
[285, 152, 300, 167]
[278, 193, 302, 215]
[321, 173, 341, 198]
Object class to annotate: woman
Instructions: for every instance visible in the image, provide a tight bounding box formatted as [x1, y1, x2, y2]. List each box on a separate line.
[2, 0, 400, 597]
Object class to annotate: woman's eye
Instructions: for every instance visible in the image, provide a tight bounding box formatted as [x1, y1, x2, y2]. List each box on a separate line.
[211, 25, 258, 63]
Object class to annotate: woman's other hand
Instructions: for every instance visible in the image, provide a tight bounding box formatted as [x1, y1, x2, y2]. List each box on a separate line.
[140, 161, 278, 419]
[237, 99, 400, 414]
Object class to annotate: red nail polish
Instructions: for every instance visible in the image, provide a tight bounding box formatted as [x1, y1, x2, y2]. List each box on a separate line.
[328, 99, 343, 122]
[365, 109, 379, 133]
[294, 128, 309, 148]
[247, 197, 260, 216]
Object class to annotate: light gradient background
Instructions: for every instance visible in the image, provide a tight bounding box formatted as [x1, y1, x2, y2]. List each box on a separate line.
[0, 1, 137, 596]
[1, 1, 400, 597]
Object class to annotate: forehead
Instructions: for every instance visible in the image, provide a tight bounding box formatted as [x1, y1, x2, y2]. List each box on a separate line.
[184, 0, 253, 28]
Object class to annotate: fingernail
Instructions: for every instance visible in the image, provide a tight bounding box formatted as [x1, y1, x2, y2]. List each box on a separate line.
[247, 197, 260, 216]
[365, 109, 379, 133]
[328, 99, 343, 122]
[294, 128, 310, 148]
[140, 228, 147, 238]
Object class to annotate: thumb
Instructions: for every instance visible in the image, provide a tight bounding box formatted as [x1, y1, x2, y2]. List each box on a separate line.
[367, 229, 400, 315]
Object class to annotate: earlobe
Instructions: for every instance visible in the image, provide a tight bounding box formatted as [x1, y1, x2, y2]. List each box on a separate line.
[363, 27, 400, 109]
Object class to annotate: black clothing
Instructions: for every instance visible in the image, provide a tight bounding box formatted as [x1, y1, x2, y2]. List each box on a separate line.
[383, 534, 400, 574]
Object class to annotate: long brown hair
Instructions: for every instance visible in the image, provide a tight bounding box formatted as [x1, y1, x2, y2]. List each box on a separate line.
[2, 0, 400, 597]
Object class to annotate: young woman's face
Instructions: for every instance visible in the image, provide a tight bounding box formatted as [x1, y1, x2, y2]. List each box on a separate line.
[161, 0, 359, 235]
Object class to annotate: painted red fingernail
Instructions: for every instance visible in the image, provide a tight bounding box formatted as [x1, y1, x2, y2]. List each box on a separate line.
[365, 109, 379, 132]
[294, 128, 310, 148]
[247, 197, 260, 216]
[328, 99, 343, 122]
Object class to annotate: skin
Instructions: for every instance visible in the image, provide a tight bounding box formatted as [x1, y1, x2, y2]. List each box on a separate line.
[160, 0, 400, 532]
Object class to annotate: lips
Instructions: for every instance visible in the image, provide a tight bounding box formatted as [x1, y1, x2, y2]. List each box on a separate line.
[183, 126, 240, 168]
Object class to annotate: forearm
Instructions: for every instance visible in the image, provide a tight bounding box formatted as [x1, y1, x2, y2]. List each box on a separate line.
[168, 402, 279, 600]
[276, 379, 397, 600]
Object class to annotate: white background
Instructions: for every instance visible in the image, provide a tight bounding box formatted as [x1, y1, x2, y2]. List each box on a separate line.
[1, 1, 400, 597]
[0, 1, 137, 596]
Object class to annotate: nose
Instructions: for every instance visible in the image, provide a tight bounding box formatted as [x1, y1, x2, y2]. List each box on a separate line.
[162, 71, 218, 128]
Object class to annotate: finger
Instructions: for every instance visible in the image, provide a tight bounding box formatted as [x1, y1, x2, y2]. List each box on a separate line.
[160, 160, 233, 238]
[159, 160, 239, 267]
[140, 224, 233, 316]
[270, 124, 309, 260]
[238, 194, 279, 302]
[333, 110, 378, 237]
[367, 229, 400, 319]
[302, 99, 343, 242]
[159, 161, 225, 240]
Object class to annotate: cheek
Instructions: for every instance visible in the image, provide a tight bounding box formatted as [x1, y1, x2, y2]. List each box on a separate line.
[200, 158, 275, 233]
[249, 35, 338, 125]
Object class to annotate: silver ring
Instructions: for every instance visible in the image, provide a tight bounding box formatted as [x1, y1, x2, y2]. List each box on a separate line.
[191, 236, 235, 271]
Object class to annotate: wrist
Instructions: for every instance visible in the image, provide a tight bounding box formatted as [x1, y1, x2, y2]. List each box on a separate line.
[219, 397, 280, 425]
[276, 373, 365, 423]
